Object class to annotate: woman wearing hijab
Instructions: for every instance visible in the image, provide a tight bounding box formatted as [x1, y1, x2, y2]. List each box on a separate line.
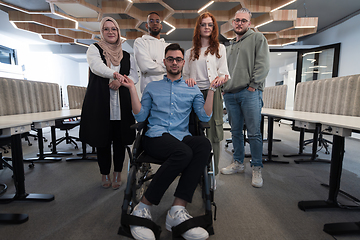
[183, 12, 230, 177]
[80, 17, 138, 189]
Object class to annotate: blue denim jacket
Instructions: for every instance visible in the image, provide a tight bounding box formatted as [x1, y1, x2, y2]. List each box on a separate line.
[134, 76, 212, 141]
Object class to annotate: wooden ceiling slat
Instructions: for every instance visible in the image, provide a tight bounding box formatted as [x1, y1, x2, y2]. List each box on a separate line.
[14, 22, 56, 34]
[41, 34, 74, 43]
[5, 0, 318, 44]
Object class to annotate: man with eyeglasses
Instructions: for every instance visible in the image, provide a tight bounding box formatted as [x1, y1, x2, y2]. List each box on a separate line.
[221, 8, 270, 188]
[121, 43, 223, 240]
[134, 12, 169, 93]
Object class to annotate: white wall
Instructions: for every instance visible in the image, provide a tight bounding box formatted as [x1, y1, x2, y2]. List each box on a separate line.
[0, 10, 85, 108]
[79, 62, 89, 87]
[0, 32, 82, 108]
[301, 13, 360, 77]
[266, 68, 281, 87]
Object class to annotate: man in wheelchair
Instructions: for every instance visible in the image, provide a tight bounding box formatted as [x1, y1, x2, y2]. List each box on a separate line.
[120, 43, 225, 240]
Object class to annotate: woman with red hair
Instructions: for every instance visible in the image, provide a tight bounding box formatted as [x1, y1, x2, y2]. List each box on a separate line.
[183, 12, 230, 178]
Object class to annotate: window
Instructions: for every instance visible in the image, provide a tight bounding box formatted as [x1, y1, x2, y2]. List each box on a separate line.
[298, 43, 340, 83]
[0, 45, 17, 65]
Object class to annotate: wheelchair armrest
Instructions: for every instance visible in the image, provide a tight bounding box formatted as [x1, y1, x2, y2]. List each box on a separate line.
[130, 121, 147, 131]
[199, 122, 210, 129]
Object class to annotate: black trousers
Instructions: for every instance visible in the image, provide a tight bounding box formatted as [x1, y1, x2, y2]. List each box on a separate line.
[143, 133, 211, 205]
[97, 120, 126, 175]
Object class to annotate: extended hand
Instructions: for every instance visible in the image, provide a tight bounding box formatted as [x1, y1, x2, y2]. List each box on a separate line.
[113, 72, 124, 82]
[121, 75, 135, 89]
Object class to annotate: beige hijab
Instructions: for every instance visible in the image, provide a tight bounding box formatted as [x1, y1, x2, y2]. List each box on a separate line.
[98, 16, 123, 67]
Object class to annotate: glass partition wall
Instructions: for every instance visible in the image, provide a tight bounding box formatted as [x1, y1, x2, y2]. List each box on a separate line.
[267, 43, 340, 110]
[300, 44, 340, 82]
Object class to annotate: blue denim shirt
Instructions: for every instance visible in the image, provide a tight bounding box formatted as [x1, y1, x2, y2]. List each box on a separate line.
[134, 75, 212, 141]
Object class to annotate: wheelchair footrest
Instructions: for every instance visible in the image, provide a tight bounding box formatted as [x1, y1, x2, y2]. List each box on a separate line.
[171, 213, 214, 239]
[119, 213, 162, 240]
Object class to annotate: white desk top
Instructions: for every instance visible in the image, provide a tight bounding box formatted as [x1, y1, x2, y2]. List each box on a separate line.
[0, 119, 32, 130]
[0, 109, 81, 135]
[262, 108, 360, 132]
[13, 109, 81, 123]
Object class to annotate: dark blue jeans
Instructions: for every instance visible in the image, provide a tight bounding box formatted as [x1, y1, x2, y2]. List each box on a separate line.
[223, 88, 263, 167]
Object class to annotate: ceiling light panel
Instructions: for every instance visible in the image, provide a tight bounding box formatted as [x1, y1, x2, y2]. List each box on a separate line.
[55, 3, 98, 18]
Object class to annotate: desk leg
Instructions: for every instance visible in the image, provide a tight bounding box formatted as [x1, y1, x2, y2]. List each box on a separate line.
[263, 116, 288, 164]
[0, 134, 54, 202]
[77, 146, 97, 156]
[42, 126, 72, 157]
[23, 128, 62, 163]
[0, 213, 28, 224]
[66, 141, 97, 161]
[294, 124, 330, 164]
[298, 135, 360, 235]
[260, 116, 278, 157]
[323, 221, 360, 235]
[283, 128, 313, 158]
[298, 135, 359, 211]
[262, 116, 281, 143]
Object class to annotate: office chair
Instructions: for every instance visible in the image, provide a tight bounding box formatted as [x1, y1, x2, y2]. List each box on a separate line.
[303, 131, 332, 154]
[48, 118, 81, 150]
[118, 119, 216, 240]
[0, 137, 13, 171]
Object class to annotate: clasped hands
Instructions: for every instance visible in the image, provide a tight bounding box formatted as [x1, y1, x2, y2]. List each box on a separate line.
[185, 75, 229, 89]
[108, 72, 125, 90]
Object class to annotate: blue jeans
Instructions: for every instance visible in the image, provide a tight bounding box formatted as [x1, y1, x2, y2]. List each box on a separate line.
[224, 88, 263, 167]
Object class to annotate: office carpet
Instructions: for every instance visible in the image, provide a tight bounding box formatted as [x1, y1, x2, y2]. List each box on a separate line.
[0, 122, 359, 240]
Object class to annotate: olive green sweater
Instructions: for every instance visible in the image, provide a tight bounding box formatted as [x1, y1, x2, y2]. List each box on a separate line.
[223, 29, 270, 92]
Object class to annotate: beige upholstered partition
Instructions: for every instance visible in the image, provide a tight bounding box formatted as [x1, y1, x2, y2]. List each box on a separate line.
[67, 85, 86, 110]
[263, 85, 287, 110]
[0, 77, 61, 116]
[293, 74, 360, 117]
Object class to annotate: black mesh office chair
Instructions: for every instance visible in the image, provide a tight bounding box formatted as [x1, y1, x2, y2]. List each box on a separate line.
[48, 118, 81, 150]
[0, 136, 13, 171]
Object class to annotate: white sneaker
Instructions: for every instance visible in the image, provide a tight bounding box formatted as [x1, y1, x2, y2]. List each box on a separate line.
[252, 166, 263, 188]
[166, 208, 209, 240]
[220, 161, 245, 175]
[130, 204, 156, 240]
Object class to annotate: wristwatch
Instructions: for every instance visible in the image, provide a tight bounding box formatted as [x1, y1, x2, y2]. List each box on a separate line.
[209, 87, 216, 92]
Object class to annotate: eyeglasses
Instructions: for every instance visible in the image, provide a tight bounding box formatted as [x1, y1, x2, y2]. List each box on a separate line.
[233, 18, 249, 24]
[103, 27, 118, 32]
[200, 23, 214, 28]
[149, 19, 161, 24]
[165, 57, 184, 63]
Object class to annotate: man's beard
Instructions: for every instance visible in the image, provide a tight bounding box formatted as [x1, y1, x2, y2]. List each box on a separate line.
[168, 69, 181, 76]
[234, 27, 248, 36]
[167, 65, 182, 76]
[149, 27, 161, 36]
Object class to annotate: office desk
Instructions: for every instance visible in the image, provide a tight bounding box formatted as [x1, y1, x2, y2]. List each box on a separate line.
[261, 109, 321, 164]
[262, 108, 360, 235]
[19, 109, 81, 163]
[0, 119, 32, 224]
[301, 114, 360, 235]
[0, 110, 81, 204]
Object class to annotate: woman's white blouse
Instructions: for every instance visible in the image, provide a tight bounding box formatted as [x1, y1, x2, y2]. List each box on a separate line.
[87, 44, 139, 120]
[183, 43, 230, 91]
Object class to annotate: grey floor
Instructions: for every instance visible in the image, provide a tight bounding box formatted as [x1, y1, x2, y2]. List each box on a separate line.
[0, 122, 359, 240]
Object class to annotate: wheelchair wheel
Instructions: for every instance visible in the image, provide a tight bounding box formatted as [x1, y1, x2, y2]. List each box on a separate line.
[132, 163, 152, 205]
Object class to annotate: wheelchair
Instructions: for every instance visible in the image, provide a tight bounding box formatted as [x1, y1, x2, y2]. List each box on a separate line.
[118, 117, 217, 240]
